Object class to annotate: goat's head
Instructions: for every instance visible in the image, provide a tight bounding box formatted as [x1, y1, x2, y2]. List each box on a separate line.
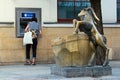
[78, 7, 100, 22]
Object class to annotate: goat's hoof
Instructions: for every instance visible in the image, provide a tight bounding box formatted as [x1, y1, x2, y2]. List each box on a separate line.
[87, 63, 92, 67]
[73, 32, 77, 34]
[103, 61, 109, 67]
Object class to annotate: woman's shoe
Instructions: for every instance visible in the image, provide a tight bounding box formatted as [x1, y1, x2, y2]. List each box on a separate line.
[31, 62, 36, 65]
[24, 61, 31, 65]
[31, 59, 36, 65]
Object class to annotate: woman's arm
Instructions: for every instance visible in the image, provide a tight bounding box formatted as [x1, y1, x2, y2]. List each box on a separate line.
[39, 30, 42, 34]
[25, 24, 29, 32]
[38, 29, 42, 38]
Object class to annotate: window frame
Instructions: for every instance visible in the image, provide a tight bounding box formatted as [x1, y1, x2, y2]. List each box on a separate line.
[117, 0, 120, 23]
[57, 0, 90, 23]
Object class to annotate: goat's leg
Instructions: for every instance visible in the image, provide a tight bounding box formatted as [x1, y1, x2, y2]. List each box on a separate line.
[88, 52, 95, 66]
[98, 39, 109, 66]
[103, 48, 109, 66]
[88, 41, 96, 66]
[98, 42, 109, 66]
[73, 19, 77, 28]
[73, 19, 78, 34]
[94, 35, 109, 66]
[73, 21, 82, 34]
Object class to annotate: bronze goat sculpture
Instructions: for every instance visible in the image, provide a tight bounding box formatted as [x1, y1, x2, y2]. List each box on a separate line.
[73, 7, 109, 66]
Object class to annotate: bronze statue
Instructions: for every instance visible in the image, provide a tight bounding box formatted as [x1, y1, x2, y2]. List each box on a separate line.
[73, 7, 109, 66]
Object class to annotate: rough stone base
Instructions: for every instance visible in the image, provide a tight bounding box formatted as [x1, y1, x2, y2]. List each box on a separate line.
[51, 65, 112, 77]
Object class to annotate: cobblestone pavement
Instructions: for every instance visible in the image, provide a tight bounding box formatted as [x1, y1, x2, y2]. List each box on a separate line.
[0, 61, 120, 80]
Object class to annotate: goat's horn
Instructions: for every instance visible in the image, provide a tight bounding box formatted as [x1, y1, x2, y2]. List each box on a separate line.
[90, 8, 100, 21]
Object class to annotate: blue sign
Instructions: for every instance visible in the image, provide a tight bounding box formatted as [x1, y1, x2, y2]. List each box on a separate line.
[22, 12, 35, 18]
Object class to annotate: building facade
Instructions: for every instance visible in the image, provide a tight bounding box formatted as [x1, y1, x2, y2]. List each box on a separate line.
[0, 0, 119, 64]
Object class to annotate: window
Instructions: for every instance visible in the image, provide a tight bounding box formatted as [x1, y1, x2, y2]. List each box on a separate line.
[117, 0, 120, 22]
[57, 0, 90, 23]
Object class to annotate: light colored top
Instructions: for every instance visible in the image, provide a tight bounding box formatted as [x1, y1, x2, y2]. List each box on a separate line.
[28, 21, 40, 31]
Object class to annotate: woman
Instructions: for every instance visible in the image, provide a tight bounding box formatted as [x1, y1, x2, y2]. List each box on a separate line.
[24, 17, 42, 65]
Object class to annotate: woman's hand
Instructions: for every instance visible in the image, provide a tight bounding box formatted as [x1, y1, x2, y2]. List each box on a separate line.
[38, 30, 42, 39]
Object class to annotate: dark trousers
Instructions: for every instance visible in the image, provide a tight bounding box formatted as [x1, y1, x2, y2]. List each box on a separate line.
[25, 38, 38, 60]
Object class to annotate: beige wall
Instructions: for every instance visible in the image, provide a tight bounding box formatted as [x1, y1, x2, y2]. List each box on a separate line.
[0, 25, 119, 64]
[104, 27, 120, 60]
[0, 0, 57, 23]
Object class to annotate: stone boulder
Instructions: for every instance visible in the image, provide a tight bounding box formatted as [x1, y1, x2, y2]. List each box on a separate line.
[52, 32, 93, 67]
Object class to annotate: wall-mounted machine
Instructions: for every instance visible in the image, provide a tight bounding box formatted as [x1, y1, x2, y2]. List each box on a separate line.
[15, 8, 41, 38]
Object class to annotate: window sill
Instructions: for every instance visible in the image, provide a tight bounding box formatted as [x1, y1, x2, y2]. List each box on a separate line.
[0, 22, 14, 28]
[43, 23, 120, 28]
[43, 23, 73, 28]
[103, 23, 120, 27]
